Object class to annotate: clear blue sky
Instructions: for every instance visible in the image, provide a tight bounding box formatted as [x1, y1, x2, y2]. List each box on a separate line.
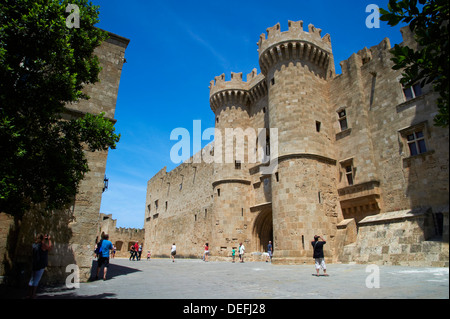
[92, 0, 406, 228]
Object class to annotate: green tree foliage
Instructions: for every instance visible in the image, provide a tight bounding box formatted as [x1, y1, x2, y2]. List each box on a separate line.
[380, 0, 449, 127]
[0, 0, 120, 217]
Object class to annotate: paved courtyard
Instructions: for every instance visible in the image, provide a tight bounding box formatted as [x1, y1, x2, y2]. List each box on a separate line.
[35, 257, 448, 300]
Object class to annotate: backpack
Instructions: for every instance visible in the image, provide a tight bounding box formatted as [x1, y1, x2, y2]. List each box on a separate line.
[95, 240, 103, 256]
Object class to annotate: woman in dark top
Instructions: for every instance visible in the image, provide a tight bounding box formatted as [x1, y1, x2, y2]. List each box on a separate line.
[311, 235, 328, 276]
[27, 233, 52, 298]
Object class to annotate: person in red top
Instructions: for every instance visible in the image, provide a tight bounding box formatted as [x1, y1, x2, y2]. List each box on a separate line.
[134, 241, 139, 261]
[203, 243, 209, 262]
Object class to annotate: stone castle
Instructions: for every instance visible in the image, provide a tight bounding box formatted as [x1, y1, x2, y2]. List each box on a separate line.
[144, 21, 449, 266]
[1, 19, 448, 290]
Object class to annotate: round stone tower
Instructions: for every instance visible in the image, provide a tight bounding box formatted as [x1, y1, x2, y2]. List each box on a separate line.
[257, 20, 339, 263]
[208, 72, 254, 258]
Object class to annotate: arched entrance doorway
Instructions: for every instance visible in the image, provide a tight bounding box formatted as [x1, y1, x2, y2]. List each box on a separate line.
[252, 205, 273, 252]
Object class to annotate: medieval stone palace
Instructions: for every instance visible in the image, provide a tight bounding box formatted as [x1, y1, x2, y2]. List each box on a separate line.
[144, 20, 448, 267]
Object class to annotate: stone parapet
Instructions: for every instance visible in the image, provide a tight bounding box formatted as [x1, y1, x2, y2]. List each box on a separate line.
[257, 20, 334, 77]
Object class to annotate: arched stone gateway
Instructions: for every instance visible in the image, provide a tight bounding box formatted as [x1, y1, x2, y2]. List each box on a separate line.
[252, 205, 273, 253]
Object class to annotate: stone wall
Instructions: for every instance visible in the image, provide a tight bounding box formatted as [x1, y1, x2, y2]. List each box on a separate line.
[0, 31, 129, 286]
[144, 147, 215, 259]
[98, 214, 145, 258]
[340, 209, 449, 267]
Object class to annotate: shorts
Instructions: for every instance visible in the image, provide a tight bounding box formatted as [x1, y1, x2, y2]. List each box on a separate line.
[29, 268, 45, 287]
[315, 258, 326, 270]
[98, 256, 110, 268]
[171, 250, 176, 256]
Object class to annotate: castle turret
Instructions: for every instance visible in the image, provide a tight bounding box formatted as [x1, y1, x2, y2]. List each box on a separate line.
[258, 21, 340, 263]
[208, 72, 256, 258]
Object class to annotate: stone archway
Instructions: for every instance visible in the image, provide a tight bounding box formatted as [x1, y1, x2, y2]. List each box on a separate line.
[252, 205, 273, 252]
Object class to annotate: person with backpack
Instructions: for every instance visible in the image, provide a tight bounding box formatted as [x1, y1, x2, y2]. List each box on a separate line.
[95, 233, 113, 280]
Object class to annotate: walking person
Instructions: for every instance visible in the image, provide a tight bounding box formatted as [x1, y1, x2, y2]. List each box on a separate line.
[171, 243, 176, 262]
[231, 247, 236, 263]
[96, 233, 113, 280]
[138, 244, 143, 261]
[266, 241, 273, 262]
[27, 233, 52, 299]
[203, 243, 209, 262]
[134, 241, 140, 261]
[311, 235, 328, 276]
[129, 245, 136, 260]
[239, 242, 245, 263]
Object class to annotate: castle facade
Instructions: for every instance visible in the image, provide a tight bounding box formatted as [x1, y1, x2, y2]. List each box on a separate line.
[144, 21, 448, 266]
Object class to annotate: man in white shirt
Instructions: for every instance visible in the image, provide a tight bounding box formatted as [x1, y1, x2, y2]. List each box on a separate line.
[171, 243, 176, 262]
[239, 243, 245, 263]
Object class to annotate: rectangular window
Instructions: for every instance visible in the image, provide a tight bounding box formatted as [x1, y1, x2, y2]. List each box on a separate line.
[345, 165, 354, 186]
[266, 136, 271, 156]
[340, 158, 354, 186]
[399, 122, 430, 159]
[406, 130, 427, 156]
[235, 160, 241, 170]
[338, 109, 348, 131]
[403, 83, 423, 101]
[155, 200, 158, 210]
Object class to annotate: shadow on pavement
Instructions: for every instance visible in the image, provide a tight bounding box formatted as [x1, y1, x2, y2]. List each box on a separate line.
[0, 260, 142, 299]
[88, 259, 142, 281]
[38, 290, 117, 299]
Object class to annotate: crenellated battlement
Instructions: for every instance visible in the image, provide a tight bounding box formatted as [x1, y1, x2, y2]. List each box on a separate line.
[257, 20, 334, 75]
[209, 72, 249, 97]
[209, 69, 266, 113]
[257, 20, 331, 54]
